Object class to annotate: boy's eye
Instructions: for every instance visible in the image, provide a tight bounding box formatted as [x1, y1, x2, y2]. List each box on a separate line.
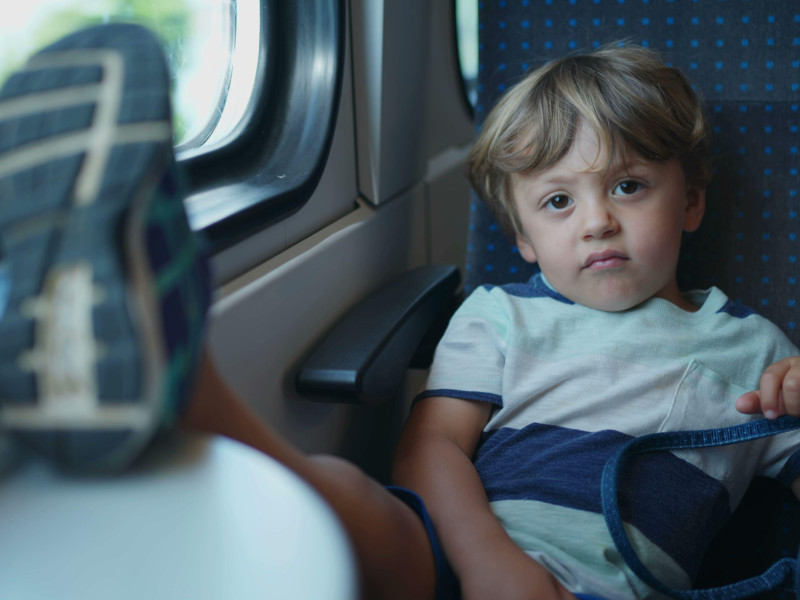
[613, 180, 641, 195]
[545, 195, 572, 210]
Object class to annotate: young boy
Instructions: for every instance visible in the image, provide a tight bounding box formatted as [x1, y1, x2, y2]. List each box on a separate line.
[0, 25, 797, 600]
[404, 44, 800, 599]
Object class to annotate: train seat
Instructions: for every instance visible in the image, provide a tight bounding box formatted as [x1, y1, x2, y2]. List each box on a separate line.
[466, 1, 800, 596]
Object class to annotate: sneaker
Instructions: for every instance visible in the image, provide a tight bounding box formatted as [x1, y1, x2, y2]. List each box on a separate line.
[0, 23, 212, 471]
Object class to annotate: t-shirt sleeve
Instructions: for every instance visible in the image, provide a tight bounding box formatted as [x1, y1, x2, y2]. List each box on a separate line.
[416, 287, 509, 408]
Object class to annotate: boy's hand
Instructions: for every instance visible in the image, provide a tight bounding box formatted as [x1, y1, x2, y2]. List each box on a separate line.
[735, 357, 800, 419]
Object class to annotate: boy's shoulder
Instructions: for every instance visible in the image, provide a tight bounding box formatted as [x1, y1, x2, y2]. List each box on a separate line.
[684, 288, 757, 320]
[701, 289, 788, 337]
[682, 287, 798, 361]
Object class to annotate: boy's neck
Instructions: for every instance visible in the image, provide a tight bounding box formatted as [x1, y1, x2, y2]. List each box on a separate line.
[538, 272, 700, 313]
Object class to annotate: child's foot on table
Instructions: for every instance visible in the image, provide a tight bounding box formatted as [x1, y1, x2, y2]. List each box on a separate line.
[0, 23, 212, 471]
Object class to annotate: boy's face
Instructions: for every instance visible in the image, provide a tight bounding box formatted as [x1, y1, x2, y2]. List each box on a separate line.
[511, 121, 705, 312]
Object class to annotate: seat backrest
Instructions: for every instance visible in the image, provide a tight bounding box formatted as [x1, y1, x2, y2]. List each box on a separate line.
[466, 1, 799, 595]
[466, 2, 799, 349]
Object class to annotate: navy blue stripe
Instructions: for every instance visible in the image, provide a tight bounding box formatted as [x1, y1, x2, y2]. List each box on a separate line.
[414, 389, 503, 407]
[716, 299, 756, 319]
[482, 273, 574, 304]
[473, 423, 731, 579]
[777, 449, 800, 487]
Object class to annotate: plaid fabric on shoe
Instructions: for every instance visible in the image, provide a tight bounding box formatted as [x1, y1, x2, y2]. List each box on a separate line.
[0, 23, 212, 471]
[145, 158, 212, 427]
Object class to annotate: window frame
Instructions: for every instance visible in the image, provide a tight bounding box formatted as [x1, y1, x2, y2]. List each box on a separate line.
[181, 0, 346, 252]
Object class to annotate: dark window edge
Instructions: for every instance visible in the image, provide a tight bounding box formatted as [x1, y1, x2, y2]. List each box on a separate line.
[180, 0, 346, 253]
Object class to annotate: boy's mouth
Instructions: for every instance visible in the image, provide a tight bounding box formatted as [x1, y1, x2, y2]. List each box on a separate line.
[583, 250, 628, 270]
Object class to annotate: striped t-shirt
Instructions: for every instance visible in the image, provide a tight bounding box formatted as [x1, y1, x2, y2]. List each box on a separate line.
[419, 273, 800, 600]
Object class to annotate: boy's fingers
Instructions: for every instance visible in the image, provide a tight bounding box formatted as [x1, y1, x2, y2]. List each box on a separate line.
[758, 364, 787, 419]
[782, 374, 800, 417]
[735, 391, 762, 415]
[737, 358, 800, 418]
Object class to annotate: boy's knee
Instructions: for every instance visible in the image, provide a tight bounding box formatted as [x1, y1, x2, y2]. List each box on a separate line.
[310, 455, 436, 599]
[309, 454, 360, 478]
[310, 455, 376, 498]
[309, 455, 408, 528]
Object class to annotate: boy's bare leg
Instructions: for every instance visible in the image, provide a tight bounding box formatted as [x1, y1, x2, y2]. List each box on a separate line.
[182, 351, 437, 600]
[0, 23, 435, 598]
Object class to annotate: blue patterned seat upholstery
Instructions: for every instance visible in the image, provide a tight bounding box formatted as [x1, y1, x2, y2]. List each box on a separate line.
[467, 1, 799, 597]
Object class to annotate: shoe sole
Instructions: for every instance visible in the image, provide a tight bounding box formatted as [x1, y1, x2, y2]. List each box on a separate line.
[0, 25, 175, 470]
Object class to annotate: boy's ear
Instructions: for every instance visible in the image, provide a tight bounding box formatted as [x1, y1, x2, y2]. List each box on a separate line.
[516, 233, 538, 264]
[683, 186, 706, 233]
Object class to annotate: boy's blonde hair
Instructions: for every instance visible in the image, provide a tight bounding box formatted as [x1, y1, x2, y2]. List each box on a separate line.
[468, 44, 712, 239]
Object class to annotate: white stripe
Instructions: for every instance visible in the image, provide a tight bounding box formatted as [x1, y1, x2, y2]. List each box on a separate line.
[73, 50, 125, 206]
[0, 122, 172, 181]
[0, 48, 172, 207]
[491, 499, 688, 600]
[0, 85, 101, 121]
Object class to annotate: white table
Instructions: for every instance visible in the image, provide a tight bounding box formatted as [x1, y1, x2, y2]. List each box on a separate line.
[0, 433, 358, 600]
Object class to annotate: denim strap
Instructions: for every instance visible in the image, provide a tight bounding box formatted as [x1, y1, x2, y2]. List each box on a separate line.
[601, 416, 800, 600]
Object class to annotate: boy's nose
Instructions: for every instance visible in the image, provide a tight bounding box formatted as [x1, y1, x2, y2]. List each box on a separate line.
[581, 203, 619, 240]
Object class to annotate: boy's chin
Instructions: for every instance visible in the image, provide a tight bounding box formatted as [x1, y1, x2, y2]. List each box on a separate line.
[565, 289, 653, 313]
[585, 298, 645, 312]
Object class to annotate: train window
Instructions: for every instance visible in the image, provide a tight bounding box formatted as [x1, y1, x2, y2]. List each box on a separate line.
[183, 0, 345, 252]
[455, 0, 478, 109]
[1, 1, 346, 255]
[0, 0, 252, 150]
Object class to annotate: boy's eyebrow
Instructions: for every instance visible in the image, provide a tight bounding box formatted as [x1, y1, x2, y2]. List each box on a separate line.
[531, 172, 577, 186]
[615, 154, 654, 168]
[521, 171, 582, 193]
[524, 158, 660, 192]
[602, 153, 661, 177]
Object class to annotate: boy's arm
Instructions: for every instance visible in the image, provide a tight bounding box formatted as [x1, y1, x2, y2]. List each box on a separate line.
[735, 356, 800, 419]
[393, 396, 575, 600]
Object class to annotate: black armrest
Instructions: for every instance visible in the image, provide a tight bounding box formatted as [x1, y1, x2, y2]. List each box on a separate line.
[295, 264, 460, 404]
